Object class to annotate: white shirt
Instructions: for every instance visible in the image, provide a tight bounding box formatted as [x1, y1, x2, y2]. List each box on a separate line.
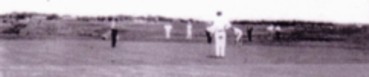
[233, 27, 243, 35]
[267, 25, 275, 32]
[275, 26, 282, 31]
[187, 23, 192, 30]
[164, 24, 173, 30]
[267, 25, 282, 32]
[207, 17, 231, 33]
[110, 21, 116, 28]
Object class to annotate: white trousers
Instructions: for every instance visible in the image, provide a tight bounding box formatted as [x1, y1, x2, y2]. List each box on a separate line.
[165, 29, 171, 39]
[186, 25, 192, 39]
[236, 33, 243, 42]
[164, 25, 172, 39]
[215, 32, 226, 57]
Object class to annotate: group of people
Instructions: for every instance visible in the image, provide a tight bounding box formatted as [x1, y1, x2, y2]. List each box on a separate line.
[101, 19, 119, 48]
[104, 11, 253, 59]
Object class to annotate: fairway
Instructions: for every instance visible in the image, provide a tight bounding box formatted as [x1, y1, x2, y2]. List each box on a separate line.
[0, 39, 369, 77]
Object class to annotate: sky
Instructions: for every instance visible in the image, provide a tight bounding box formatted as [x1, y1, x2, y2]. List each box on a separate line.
[0, 0, 368, 23]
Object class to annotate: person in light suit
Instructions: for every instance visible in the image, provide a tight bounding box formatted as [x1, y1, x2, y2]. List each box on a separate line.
[207, 11, 231, 58]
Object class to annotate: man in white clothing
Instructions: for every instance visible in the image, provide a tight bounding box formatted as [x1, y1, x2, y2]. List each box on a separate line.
[208, 11, 231, 58]
[164, 24, 173, 39]
[186, 22, 193, 39]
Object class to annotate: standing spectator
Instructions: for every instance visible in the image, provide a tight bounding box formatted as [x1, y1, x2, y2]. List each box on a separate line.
[266, 25, 282, 41]
[164, 24, 173, 39]
[246, 27, 253, 42]
[186, 23, 193, 39]
[274, 26, 282, 41]
[110, 19, 119, 48]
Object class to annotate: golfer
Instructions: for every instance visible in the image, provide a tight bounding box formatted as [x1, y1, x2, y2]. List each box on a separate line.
[110, 19, 119, 48]
[208, 11, 231, 58]
[232, 27, 243, 44]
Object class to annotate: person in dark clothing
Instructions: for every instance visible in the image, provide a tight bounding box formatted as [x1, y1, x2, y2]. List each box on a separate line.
[246, 27, 253, 42]
[205, 30, 212, 44]
[273, 26, 282, 41]
[110, 19, 119, 48]
[274, 31, 281, 41]
[111, 28, 118, 48]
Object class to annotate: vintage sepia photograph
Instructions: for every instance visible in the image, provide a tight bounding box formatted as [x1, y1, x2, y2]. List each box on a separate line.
[0, 0, 369, 77]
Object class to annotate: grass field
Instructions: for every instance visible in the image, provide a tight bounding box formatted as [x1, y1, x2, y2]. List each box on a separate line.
[1, 18, 369, 76]
[0, 39, 369, 77]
